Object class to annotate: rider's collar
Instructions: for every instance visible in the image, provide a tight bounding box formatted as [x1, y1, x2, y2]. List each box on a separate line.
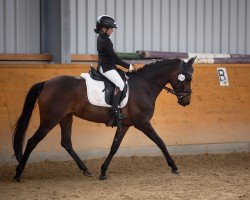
[99, 32, 109, 38]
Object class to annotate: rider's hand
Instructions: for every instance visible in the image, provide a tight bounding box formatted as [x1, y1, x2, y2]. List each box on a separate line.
[129, 64, 137, 72]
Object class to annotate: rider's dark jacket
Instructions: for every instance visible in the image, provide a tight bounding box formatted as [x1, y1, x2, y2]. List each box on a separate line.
[97, 32, 130, 73]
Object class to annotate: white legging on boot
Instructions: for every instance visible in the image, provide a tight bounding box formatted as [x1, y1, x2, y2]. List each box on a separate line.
[99, 67, 125, 91]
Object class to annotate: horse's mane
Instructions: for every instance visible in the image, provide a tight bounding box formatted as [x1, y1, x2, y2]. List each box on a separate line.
[127, 58, 181, 75]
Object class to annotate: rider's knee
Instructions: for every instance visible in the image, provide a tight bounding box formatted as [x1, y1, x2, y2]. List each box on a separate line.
[116, 81, 125, 91]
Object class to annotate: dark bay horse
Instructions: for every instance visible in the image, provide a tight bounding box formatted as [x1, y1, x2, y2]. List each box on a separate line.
[13, 58, 195, 182]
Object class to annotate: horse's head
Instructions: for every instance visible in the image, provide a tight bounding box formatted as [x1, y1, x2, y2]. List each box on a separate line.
[170, 57, 195, 106]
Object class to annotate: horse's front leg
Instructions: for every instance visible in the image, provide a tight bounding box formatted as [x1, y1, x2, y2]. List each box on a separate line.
[99, 126, 129, 180]
[136, 122, 180, 175]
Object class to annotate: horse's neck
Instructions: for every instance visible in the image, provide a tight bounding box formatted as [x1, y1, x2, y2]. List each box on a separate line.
[141, 61, 177, 88]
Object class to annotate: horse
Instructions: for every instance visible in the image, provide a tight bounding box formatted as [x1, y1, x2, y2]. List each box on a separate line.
[12, 57, 195, 182]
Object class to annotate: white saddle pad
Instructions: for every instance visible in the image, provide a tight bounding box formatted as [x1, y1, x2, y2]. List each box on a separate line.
[80, 73, 129, 108]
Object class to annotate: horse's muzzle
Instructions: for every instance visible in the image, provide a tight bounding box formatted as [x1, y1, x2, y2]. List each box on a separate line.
[178, 98, 190, 106]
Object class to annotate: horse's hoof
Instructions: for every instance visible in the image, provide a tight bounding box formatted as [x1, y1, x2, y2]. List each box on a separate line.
[99, 175, 108, 181]
[13, 176, 20, 182]
[171, 169, 180, 176]
[83, 170, 93, 177]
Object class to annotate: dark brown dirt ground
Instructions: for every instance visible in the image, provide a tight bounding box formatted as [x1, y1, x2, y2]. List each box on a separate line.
[0, 153, 249, 200]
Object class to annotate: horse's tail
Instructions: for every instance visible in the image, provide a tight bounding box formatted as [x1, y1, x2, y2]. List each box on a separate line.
[12, 81, 46, 162]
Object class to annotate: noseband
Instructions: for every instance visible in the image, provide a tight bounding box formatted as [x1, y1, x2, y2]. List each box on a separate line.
[135, 61, 192, 100]
[172, 77, 192, 100]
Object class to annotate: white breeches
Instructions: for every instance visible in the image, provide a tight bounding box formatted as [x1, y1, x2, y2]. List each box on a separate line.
[99, 67, 125, 91]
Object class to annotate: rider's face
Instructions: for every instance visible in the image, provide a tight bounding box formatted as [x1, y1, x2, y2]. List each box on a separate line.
[107, 28, 114, 36]
[103, 28, 114, 36]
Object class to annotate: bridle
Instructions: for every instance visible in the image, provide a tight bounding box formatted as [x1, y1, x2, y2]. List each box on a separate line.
[134, 61, 193, 100]
[172, 74, 192, 100]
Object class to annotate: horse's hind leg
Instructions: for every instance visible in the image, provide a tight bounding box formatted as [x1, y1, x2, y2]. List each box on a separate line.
[99, 126, 129, 180]
[136, 122, 180, 175]
[14, 123, 55, 182]
[60, 114, 92, 177]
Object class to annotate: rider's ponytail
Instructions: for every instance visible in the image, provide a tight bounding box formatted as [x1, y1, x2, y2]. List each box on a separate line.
[94, 28, 99, 34]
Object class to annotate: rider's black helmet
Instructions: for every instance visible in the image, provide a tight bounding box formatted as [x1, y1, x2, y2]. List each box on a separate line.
[94, 15, 117, 33]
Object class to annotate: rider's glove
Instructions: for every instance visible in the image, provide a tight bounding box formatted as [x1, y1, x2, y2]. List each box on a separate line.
[129, 64, 137, 72]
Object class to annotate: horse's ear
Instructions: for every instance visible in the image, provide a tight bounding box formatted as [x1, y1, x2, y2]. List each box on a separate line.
[186, 57, 196, 75]
[187, 56, 196, 66]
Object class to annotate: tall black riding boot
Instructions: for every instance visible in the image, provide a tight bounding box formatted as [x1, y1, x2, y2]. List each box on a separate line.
[111, 87, 126, 127]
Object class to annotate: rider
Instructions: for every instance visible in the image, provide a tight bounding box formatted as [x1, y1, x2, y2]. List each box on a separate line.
[94, 15, 136, 126]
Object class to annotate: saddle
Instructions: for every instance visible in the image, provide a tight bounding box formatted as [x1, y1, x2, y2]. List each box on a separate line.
[89, 67, 128, 105]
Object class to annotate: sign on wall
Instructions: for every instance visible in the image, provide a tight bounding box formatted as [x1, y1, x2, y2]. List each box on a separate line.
[217, 68, 229, 86]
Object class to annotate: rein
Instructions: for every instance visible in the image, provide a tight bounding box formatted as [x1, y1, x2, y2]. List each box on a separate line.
[134, 71, 192, 99]
[134, 71, 175, 95]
